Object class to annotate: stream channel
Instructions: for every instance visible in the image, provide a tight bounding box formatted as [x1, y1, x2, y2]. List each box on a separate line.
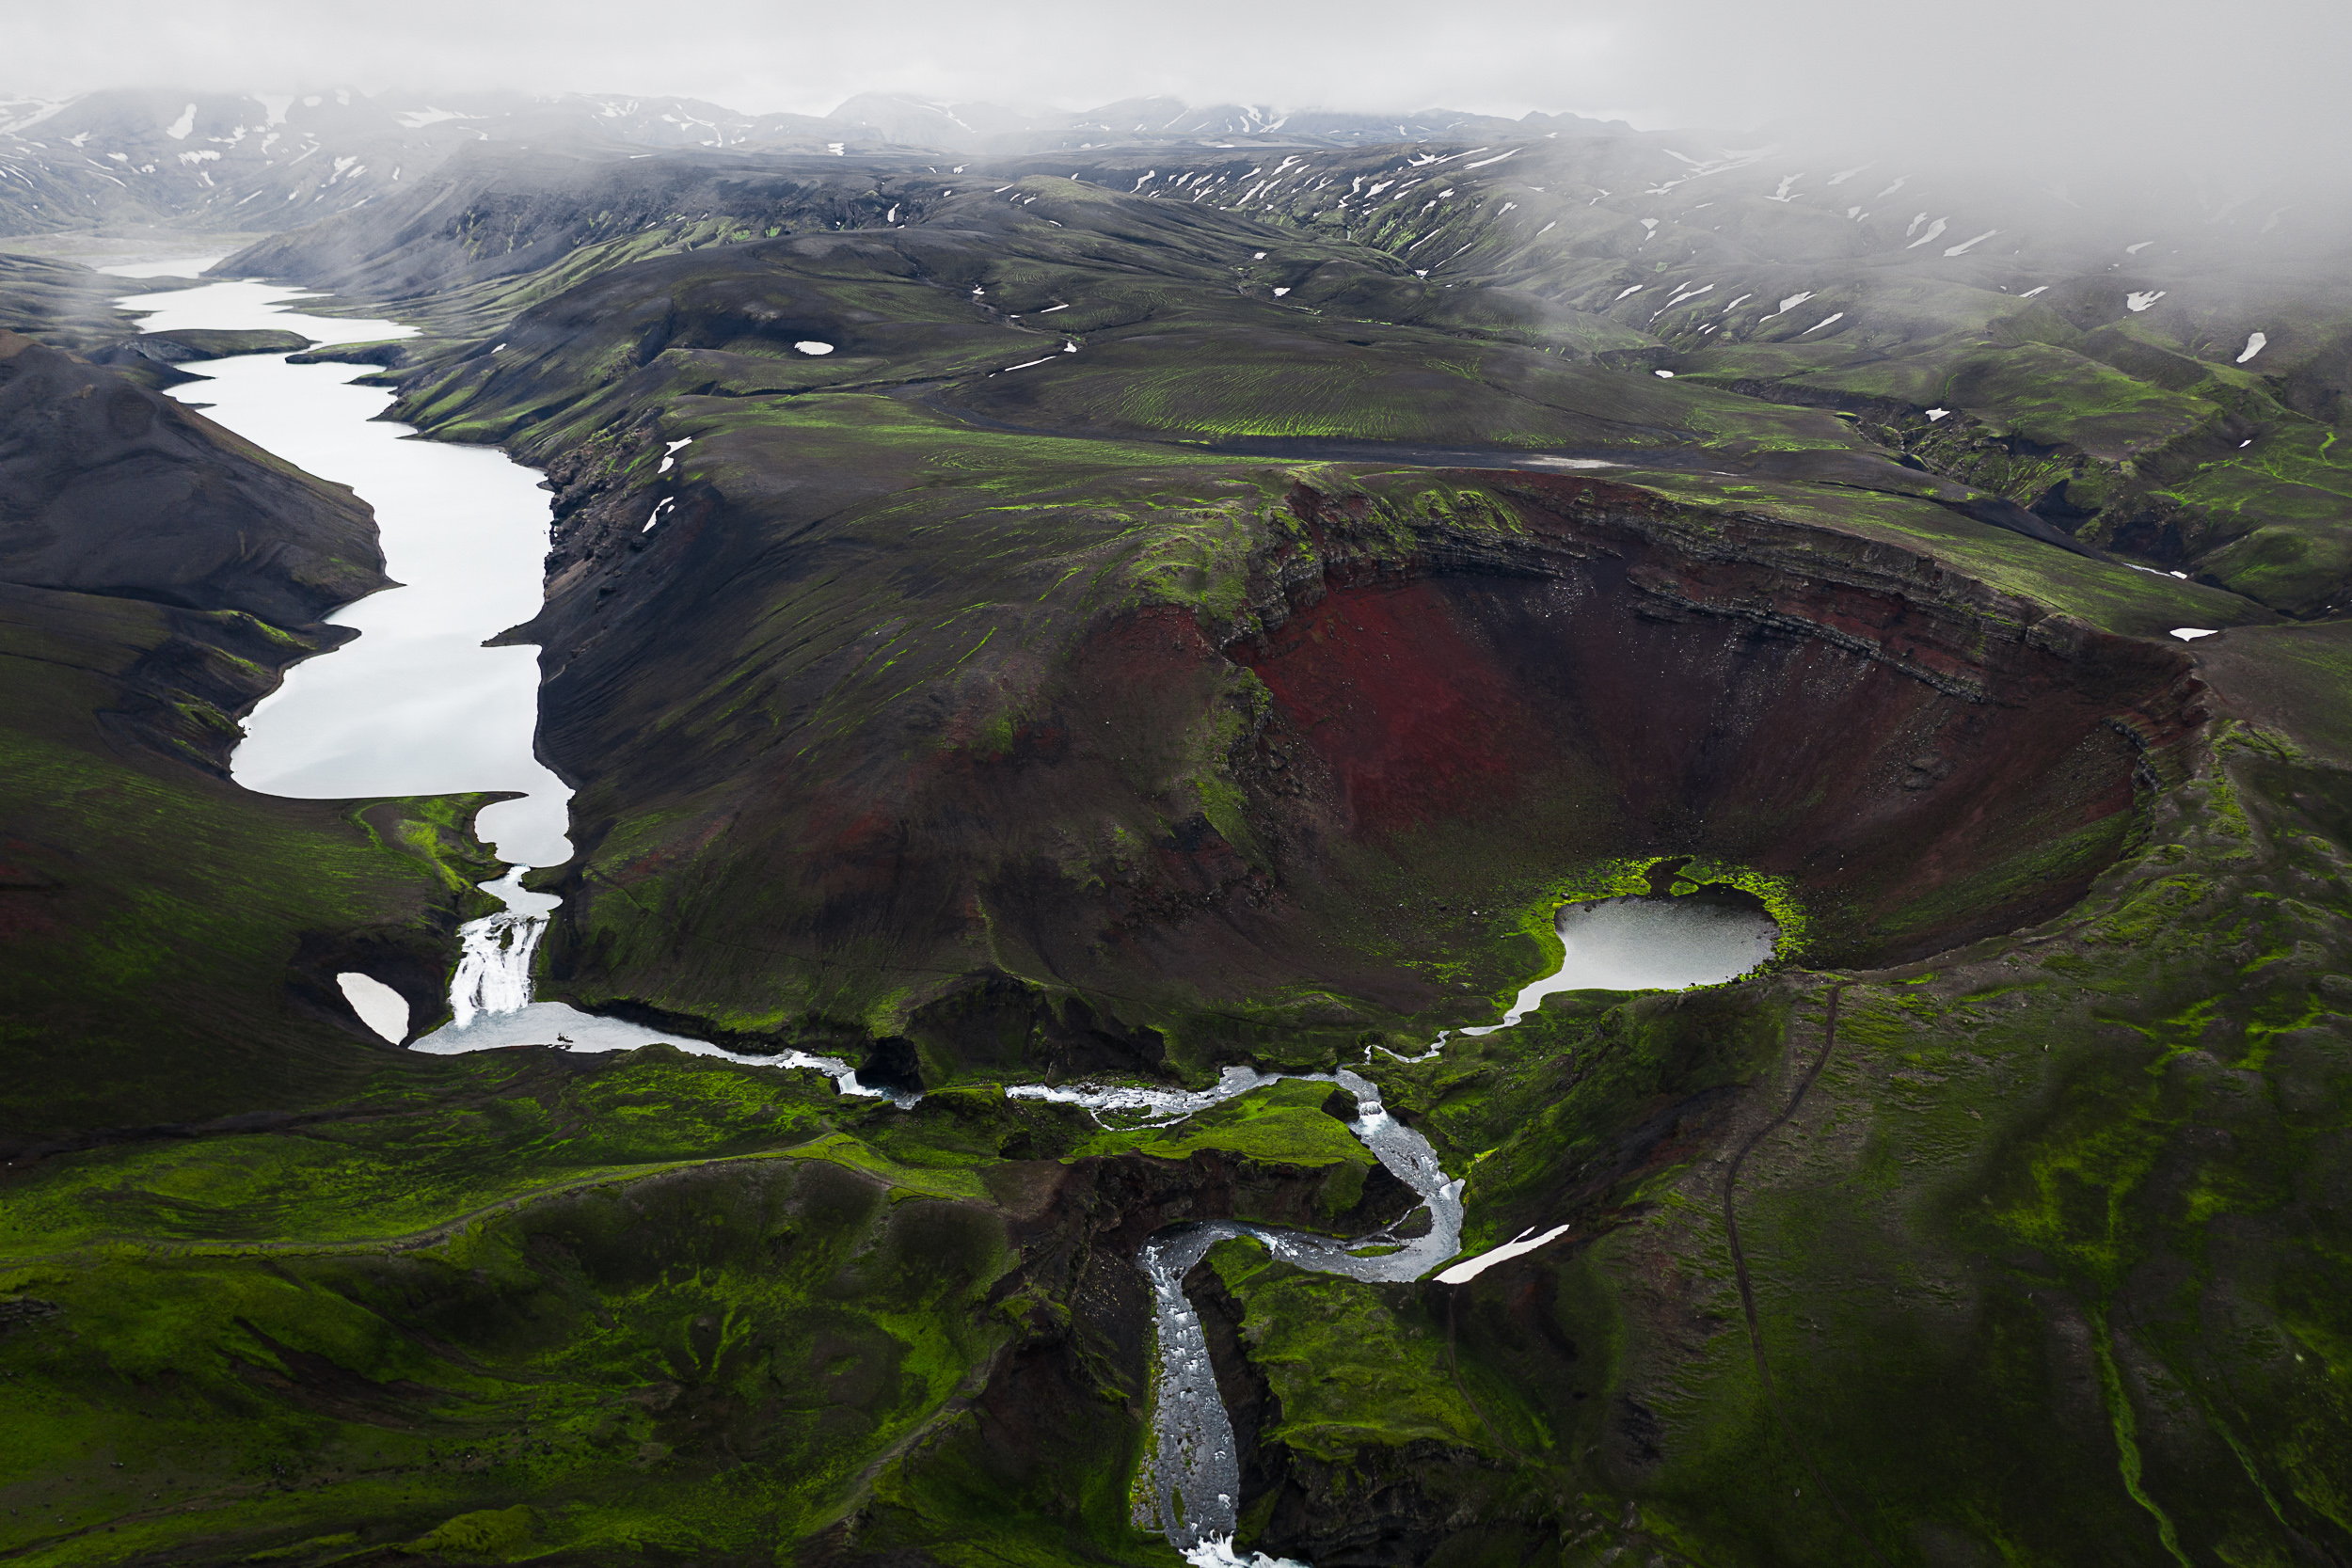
[119, 261, 1780, 1568]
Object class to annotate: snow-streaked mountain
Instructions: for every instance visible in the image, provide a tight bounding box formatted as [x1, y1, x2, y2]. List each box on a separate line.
[0, 86, 1630, 235]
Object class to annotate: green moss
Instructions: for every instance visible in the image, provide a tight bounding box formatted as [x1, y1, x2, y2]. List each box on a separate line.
[1206, 1238, 1507, 1461]
[407, 1504, 537, 1558]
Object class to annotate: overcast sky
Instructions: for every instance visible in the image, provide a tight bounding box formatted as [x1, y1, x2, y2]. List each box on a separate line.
[10, 0, 2347, 171]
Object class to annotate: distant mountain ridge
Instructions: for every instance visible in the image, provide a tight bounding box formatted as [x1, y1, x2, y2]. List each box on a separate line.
[0, 86, 1629, 237]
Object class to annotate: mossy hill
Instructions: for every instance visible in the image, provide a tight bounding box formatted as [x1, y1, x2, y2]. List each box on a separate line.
[2, 134, 2348, 1567]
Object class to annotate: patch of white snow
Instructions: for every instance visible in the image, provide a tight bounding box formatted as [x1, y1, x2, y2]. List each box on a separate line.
[336, 973, 409, 1043]
[1436, 1224, 1576, 1285]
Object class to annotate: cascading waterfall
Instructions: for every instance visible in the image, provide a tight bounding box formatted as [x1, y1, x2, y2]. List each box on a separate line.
[450, 911, 548, 1026]
[444, 871, 562, 1030]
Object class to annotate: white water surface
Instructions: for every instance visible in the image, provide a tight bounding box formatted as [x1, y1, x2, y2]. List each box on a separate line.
[119, 271, 571, 871]
[1465, 895, 1778, 1035]
[118, 263, 576, 1045]
[335, 973, 410, 1044]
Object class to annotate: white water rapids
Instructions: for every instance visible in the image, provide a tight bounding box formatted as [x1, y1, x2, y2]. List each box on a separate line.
[115, 258, 1779, 1566]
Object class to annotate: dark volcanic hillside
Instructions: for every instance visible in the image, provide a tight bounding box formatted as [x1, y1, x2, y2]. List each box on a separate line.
[0, 329, 383, 621]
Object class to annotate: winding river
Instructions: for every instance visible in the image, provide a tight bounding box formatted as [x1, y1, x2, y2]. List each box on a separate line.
[116, 261, 1778, 1568]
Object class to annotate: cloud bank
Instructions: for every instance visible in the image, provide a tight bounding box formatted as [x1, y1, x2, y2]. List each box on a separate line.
[8, 0, 2346, 181]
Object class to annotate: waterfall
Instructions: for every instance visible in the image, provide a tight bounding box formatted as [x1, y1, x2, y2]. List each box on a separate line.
[449, 909, 548, 1027]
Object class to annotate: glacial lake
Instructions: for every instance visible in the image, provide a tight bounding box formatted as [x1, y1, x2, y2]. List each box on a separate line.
[116, 264, 571, 874]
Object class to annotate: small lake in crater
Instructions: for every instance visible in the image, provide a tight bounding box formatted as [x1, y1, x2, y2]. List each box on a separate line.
[1469, 894, 1782, 1033]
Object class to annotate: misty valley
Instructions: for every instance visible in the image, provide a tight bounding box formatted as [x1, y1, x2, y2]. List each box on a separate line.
[4, 76, 2351, 1568]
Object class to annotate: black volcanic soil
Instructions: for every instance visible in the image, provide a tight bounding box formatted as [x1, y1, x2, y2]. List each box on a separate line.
[0, 328, 384, 626]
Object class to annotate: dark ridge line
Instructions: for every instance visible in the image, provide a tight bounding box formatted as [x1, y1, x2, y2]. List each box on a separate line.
[1720, 981, 1895, 1568]
[914, 385, 1715, 472]
[913, 390, 2152, 576]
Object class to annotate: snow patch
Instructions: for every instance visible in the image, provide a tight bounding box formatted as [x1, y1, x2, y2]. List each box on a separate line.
[1906, 216, 1950, 249]
[2169, 628, 2219, 641]
[2126, 290, 2167, 312]
[1926, 407, 1951, 421]
[1943, 229, 1998, 256]
[165, 103, 197, 140]
[2236, 331, 2267, 363]
[1436, 1224, 1576, 1285]
[794, 341, 834, 355]
[337, 974, 409, 1044]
